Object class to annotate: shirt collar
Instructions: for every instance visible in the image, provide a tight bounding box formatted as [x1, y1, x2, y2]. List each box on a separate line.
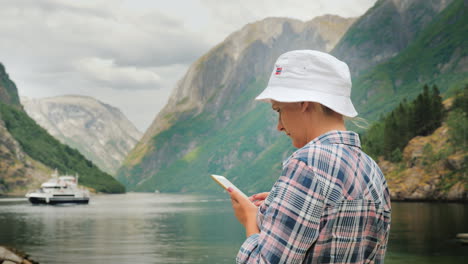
[284, 130, 361, 166]
[308, 130, 361, 148]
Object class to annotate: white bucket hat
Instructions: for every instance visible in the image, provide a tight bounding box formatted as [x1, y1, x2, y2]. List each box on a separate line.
[255, 50, 358, 117]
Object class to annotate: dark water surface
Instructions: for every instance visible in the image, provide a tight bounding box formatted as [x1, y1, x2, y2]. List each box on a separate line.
[0, 193, 467, 263]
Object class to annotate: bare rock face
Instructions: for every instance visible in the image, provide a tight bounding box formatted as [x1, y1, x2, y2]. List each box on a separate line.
[21, 95, 142, 175]
[122, 16, 356, 188]
[382, 124, 467, 201]
[0, 119, 50, 195]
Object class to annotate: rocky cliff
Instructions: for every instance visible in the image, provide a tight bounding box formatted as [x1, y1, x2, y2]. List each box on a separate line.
[0, 63, 50, 195]
[138, 15, 355, 150]
[381, 123, 467, 201]
[21, 95, 142, 175]
[0, 118, 50, 195]
[118, 15, 356, 191]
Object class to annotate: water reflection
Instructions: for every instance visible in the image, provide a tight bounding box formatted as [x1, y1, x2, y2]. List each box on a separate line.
[386, 202, 468, 264]
[0, 194, 467, 264]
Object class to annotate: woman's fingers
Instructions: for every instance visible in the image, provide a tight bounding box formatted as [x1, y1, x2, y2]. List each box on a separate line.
[253, 201, 263, 206]
[252, 192, 270, 201]
[247, 192, 270, 207]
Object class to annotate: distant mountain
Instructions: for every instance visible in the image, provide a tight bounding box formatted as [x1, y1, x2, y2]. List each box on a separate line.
[22, 95, 142, 175]
[0, 63, 125, 194]
[117, 15, 356, 192]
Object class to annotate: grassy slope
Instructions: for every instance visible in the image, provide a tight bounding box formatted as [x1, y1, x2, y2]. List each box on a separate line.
[352, 0, 467, 121]
[0, 63, 21, 107]
[123, 78, 294, 194]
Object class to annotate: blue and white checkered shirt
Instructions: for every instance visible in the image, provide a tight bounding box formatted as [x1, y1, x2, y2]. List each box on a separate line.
[237, 130, 391, 263]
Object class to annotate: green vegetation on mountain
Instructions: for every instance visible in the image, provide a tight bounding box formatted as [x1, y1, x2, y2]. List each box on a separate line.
[0, 102, 125, 193]
[332, 0, 454, 76]
[351, 0, 467, 121]
[118, 1, 466, 200]
[446, 85, 468, 152]
[375, 86, 467, 200]
[362, 84, 445, 161]
[117, 16, 355, 193]
[0, 63, 21, 107]
[119, 78, 294, 193]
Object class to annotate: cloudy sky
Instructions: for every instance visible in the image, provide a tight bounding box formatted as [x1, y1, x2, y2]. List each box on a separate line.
[0, 0, 376, 132]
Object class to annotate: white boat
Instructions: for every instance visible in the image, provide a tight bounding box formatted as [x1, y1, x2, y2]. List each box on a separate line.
[25, 171, 90, 205]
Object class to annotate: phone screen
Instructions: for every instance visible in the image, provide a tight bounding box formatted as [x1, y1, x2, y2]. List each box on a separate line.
[211, 174, 247, 197]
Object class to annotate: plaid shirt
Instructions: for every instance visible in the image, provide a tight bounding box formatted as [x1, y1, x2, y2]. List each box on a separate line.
[237, 130, 391, 264]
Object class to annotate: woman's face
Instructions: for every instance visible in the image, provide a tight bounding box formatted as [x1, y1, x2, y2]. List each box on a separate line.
[271, 101, 309, 148]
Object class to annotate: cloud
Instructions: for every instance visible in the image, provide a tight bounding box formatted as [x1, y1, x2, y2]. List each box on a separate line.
[199, 0, 377, 43]
[0, 0, 377, 131]
[75, 57, 162, 90]
[0, 0, 210, 90]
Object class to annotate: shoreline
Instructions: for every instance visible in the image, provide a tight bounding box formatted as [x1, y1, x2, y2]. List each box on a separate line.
[0, 246, 38, 264]
[1, 193, 467, 203]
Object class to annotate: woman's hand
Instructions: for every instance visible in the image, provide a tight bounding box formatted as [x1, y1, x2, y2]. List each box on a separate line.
[228, 188, 260, 237]
[249, 192, 270, 207]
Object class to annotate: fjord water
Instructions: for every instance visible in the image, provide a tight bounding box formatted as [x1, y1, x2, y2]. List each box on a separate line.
[0, 193, 467, 264]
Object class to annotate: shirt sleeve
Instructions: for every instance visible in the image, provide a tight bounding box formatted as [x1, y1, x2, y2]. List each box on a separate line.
[236, 158, 325, 264]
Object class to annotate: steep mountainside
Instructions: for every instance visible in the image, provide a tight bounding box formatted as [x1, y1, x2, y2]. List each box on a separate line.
[0, 63, 125, 194]
[332, 0, 454, 76]
[22, 96, 142, 175]
[350, 0, 467, 120]
[0, 64, 21, 108]
[0, 63, 50, 194]
[118, 0, 466, 197]
[0, 118, 50, 195]
[118, 16, 356, 191]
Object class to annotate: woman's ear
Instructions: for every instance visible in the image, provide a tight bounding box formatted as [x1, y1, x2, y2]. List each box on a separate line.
[300, 101, 311, 113]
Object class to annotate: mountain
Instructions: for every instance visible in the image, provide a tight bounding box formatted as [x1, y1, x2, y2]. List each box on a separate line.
[118, 0, 466, 197]
[0, 116, 51, 195]
[0, 64, 50, 194]
[0, 64, 21, 108]
[117, 15, 356, 192]
[332, 0, 454, 76]
[0, 63, 125, 194]
[21, 95, 142, 175]
[346, 0, 467, 120]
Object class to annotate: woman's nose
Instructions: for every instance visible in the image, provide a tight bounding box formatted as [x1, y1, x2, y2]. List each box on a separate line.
[277, 118, 284, 131]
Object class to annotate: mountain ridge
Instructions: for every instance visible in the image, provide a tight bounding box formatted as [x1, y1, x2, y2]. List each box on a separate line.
[117, 0, 466, 198]
[119, 15, 356, 189]
[129, 15, 356, 168]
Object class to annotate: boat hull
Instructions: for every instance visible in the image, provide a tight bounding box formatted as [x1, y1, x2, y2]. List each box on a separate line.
[28, 197, 89, 205]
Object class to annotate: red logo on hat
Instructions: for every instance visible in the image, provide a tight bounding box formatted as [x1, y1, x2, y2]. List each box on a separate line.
[275, 67, 282, 75]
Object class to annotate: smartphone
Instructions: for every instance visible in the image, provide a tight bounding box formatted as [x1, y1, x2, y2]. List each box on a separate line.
[210, 174, 247, 197]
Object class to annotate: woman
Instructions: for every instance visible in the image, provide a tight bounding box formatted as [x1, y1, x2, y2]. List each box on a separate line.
[228, 50, 391, 264]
